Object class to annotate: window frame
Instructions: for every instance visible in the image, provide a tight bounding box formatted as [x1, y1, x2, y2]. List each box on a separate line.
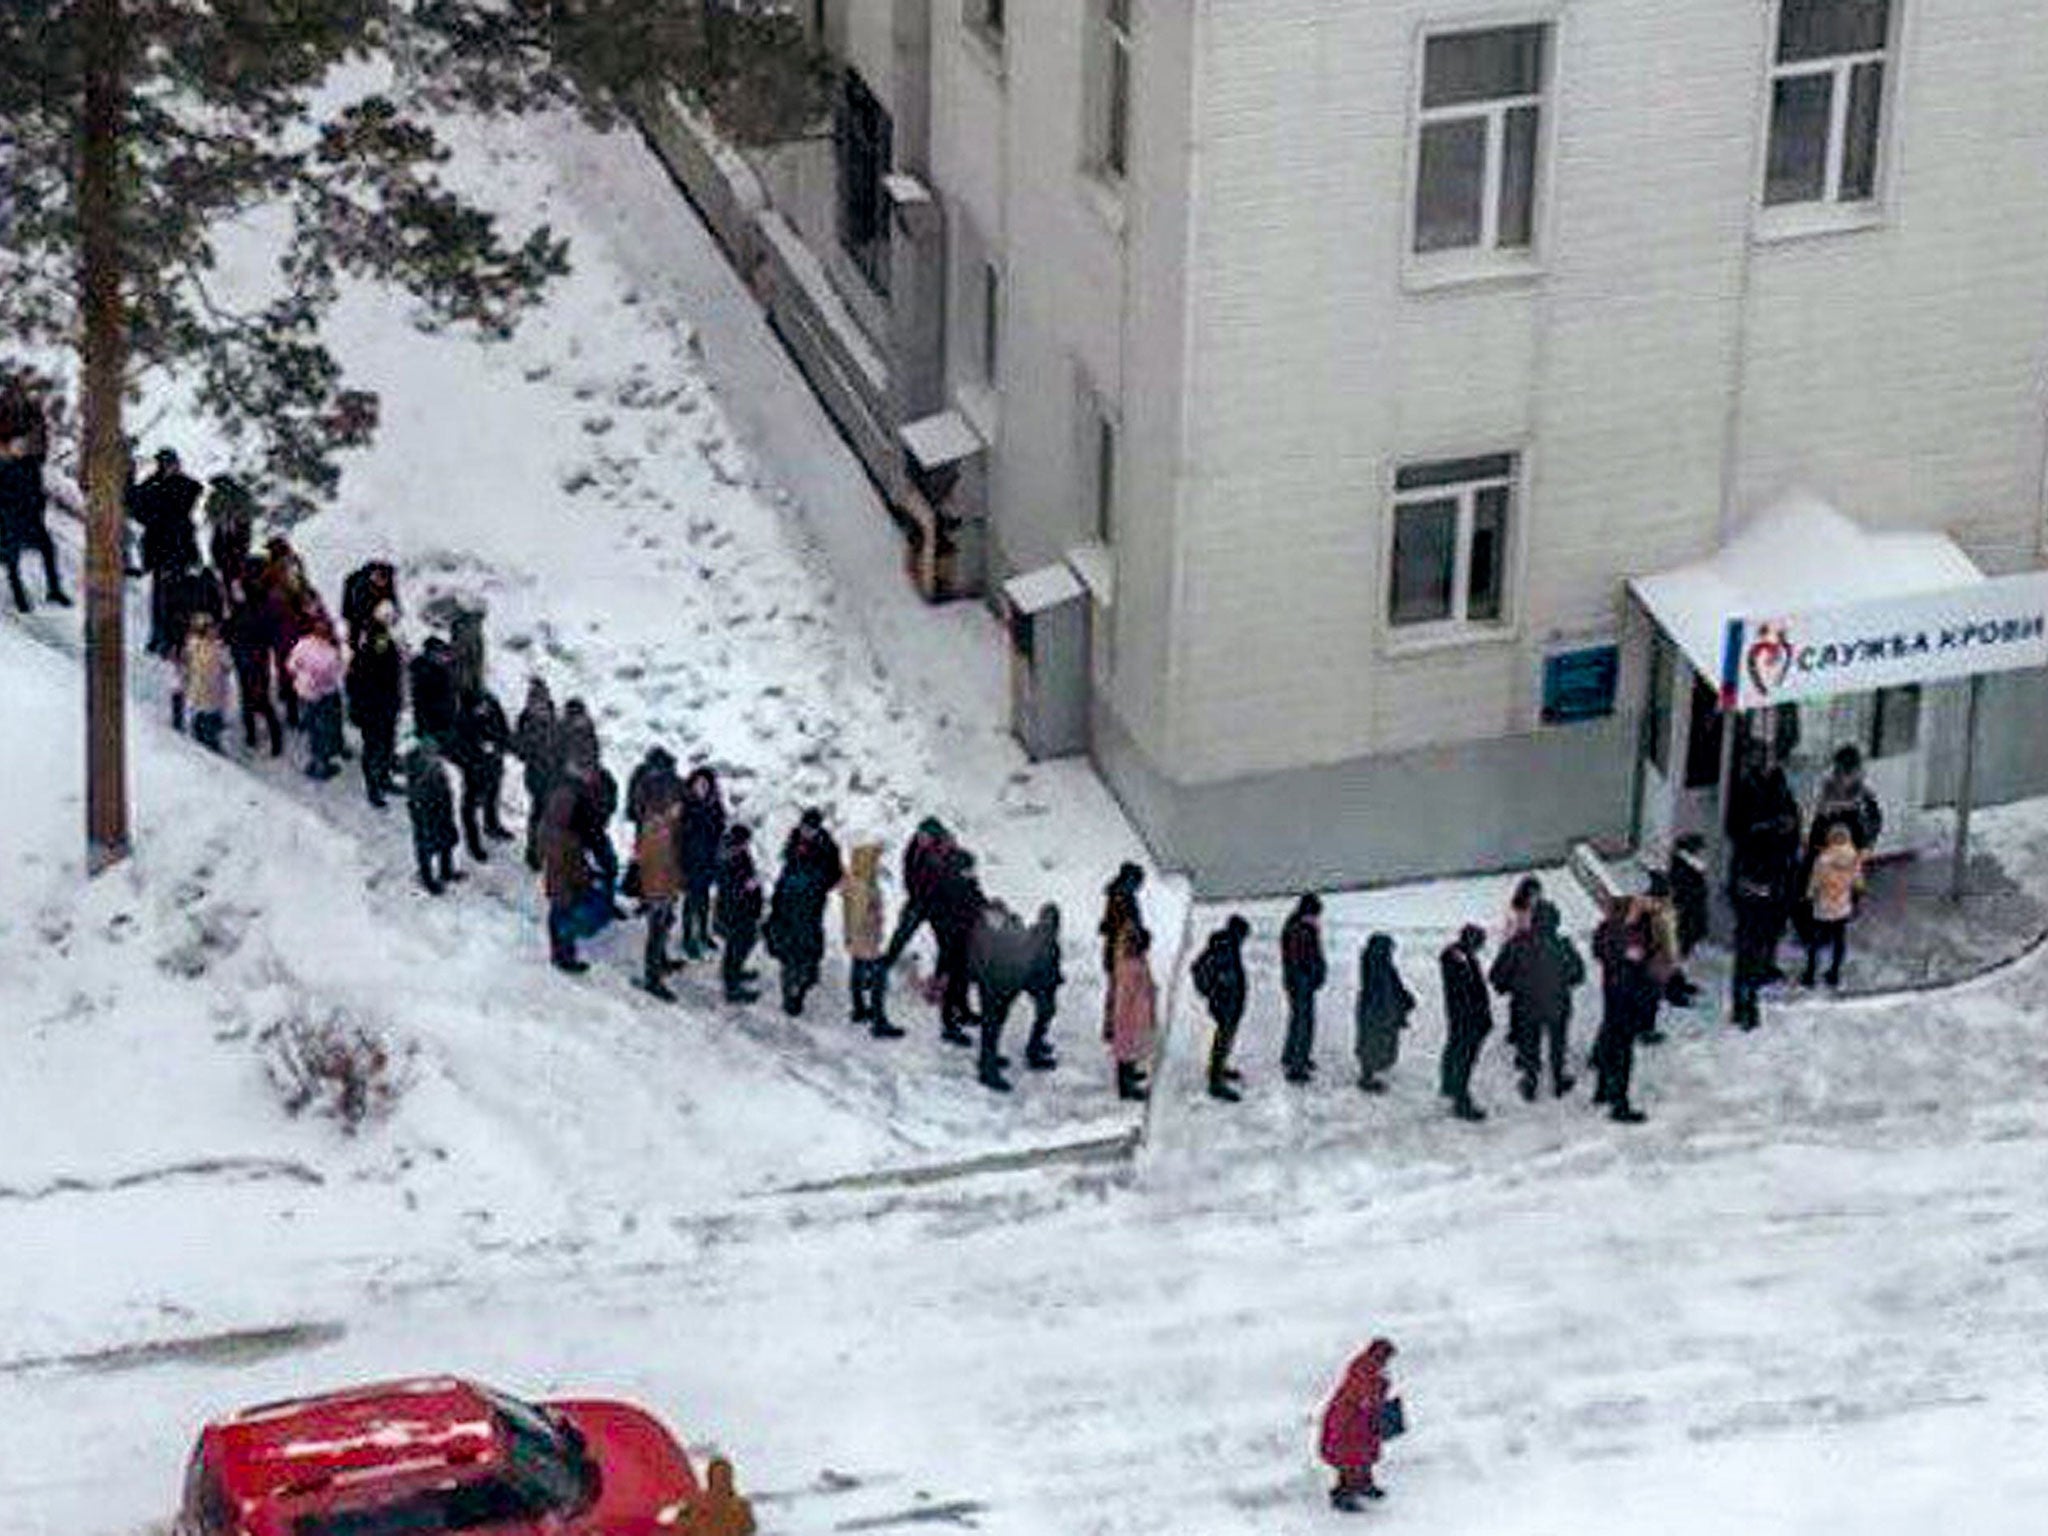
[1755, 0, 1900, 234]
[1404, 17, 1555, 283]
[1384, 450, 1520, 645]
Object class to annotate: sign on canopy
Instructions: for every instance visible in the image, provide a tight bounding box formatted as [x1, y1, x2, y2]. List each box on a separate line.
[1718, 572, 2048, 712]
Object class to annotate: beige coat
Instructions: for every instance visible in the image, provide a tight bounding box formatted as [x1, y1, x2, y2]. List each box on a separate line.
[840, 843, 885, 959]
[635, 801, 684, 902]
[182, 632, 233, 715]
[1808, 842, 1864, 924]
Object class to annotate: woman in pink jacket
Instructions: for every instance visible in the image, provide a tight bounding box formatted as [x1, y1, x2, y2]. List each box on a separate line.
[1319, 1338, 1397, 1510]
[287, 617, 346, 781]
[1108, 923, 1157, 1102]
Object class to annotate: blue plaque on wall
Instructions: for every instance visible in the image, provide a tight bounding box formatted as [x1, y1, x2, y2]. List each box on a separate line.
[1541, 644, 1620, 725]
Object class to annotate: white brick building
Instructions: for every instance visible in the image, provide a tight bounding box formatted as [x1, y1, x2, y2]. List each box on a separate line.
[649, 1, 2048, 894]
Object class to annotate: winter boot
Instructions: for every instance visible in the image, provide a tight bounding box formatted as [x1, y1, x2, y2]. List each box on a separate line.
[1116, 1062, 1150, 1102]
[1026, 1046, 1058, 1072]
[941, 1023, 975, 1047]
[1452, 1097, 1487, 1122]
[1358, 1074, 1387, 1094]
[978, 1063, 1013, 1093]
[1553, 1073, 1577, 1098]
[642, 973, 678, 1003]
[1609, 1104, 1647, 1124]
[870, 1017, 906, 1040]
[1207, 1078, 1242, 1103]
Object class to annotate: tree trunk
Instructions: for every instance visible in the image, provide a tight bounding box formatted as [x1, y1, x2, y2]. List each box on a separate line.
[79, 0, 130, 874]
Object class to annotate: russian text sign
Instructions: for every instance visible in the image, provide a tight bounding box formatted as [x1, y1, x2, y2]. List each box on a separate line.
[1720, 572, 2048, 712]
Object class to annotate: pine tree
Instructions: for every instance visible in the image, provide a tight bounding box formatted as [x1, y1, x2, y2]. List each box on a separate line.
[0, 1, 828, 870]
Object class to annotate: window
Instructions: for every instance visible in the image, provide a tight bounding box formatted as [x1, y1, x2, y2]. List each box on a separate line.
[1092, 403, 1118, 546]
[1644, 631, 1674, 776]
[1868, 683, 1919, 758]
[1763, 0, 1891, 207]
[1087, 0, 1134, 181]
[1684, 675, 1724, 789]
[1387, 453, 1514, 631]
[966, 0, 1003, 43]
[1413, 24, 1547, 256]
[980, 261, 1001, 383]
[835, 69, 893, 294]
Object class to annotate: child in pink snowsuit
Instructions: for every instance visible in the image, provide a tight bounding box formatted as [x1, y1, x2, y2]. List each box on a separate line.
[1320, 1338, 1397, 1510]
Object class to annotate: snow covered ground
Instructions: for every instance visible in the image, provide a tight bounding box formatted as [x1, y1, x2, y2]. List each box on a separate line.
[6, 103, 2048, 1536]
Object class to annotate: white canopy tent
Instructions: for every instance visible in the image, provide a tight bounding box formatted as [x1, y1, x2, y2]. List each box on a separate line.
[1629, 491, 1987, 688]
[1629, 491, 2023, 902]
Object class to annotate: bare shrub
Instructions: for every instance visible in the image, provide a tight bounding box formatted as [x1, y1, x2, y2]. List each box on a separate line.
[261, 1006, 417, 1134]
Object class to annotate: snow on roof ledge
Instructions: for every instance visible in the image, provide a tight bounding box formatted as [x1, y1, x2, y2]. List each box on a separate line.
[1630, 490, 1984, 681]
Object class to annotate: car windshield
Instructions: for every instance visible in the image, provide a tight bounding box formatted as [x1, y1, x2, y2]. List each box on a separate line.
[487, 1392, 593, 1514]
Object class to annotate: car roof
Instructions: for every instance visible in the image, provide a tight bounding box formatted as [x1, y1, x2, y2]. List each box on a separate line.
[207, 1377, 506, 1506]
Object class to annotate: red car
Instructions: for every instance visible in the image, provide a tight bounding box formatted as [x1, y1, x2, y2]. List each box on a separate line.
[175, 1377, 711, 1536]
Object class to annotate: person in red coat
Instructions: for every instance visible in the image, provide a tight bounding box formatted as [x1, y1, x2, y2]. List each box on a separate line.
[1319, 1338, 1397, 1510]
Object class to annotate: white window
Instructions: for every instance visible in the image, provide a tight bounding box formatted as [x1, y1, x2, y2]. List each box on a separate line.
[1388, 453, 1514, 631]
[1413, 24, 1547, 256]
[1086, 0, 1133, 182]
[1763, 0, 1891, 207]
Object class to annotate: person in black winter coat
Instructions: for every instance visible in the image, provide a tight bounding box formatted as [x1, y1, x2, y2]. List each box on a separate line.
[1728, 839, 1781, 1032]
[1590, 897, 1655, 1123]
[224, 555, 283, 757]
[1488, 899, 1585, 1101]
[1191, 915, 1251, 1101]
[883, 817, 956, 971]
[928, 845, 988, 1044]
[340, 560, 399, 649]
[678, 766, 726, 957]
[1280, 894, 1328, 1084]
[408, 636, 459, 748]
[1, 437, 71, 614]
[1353, 933, 1414, 1094]
[966, 902, 1038, 1093]
[1438, 924, 1493, 1121]
[765, 808, 844, 1015]
[204, 475, 257, 584]
[345, 616, 404, 808]
[714, 825, 763, 1003]
[451, 684, 513, 859]
[129, 448, 203, 654]
[1020, 903, 1064, 1072]
[511, 678, 560, 871]
[405, 738, 462, 895]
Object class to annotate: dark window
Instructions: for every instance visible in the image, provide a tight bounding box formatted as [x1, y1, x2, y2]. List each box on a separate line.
[1421, 25, 1546, 108]
[835, 69, 893, 294]
[1763, 0, 1891, 208]
[1776, 0, 1891, 63]
[1869, 684, 1920, 759]
[1389, 454, 1516, 630]
[1684, 675, 1725, 790]
[1414, 24, 1546, 255]
[981, 262, 1001, 382]
[1389, 498, 1459, 626]
[1094, 409, 1117, 546]
[1644, 632, 1674, 775]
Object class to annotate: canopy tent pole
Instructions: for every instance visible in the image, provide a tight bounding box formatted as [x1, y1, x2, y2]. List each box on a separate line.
[1951, 674, 1985, 904]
